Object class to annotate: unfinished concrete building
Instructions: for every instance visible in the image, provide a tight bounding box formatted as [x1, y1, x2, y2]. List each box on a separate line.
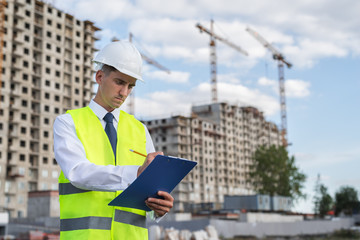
[144, 102, 281, 212]
[0, 0, 99, 218]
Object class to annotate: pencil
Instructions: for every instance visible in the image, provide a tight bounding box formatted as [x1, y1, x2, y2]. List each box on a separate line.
[129, 149, 147, 157]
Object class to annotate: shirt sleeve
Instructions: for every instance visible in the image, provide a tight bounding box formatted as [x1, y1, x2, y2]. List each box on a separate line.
[53, 113, 153, 192]
[146, 211, 167, 222]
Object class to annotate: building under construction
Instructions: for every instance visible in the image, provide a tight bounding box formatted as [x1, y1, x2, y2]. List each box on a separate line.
[144, 102, 281, 212]
[0, 0, 99, 218]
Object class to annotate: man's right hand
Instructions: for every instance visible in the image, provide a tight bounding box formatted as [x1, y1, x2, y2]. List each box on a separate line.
[137, 151, 163, 177]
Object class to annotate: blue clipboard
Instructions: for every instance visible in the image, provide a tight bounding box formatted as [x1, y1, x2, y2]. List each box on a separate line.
[108, 155, 197, 211]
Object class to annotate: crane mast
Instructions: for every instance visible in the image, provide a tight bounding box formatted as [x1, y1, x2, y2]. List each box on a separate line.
[196, 20, 248, 103]
[246, 27, 292, 147]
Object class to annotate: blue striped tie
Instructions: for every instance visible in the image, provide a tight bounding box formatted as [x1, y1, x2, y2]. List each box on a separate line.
[104, 112, 117, 161]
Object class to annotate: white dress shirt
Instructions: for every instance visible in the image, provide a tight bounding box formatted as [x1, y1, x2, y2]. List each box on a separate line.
[53, 99, 155, 192]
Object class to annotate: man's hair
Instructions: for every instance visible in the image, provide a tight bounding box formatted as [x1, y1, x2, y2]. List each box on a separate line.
[101, 64, 118, 76]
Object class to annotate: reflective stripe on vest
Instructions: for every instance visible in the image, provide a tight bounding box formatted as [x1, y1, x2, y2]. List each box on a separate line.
[60, 210, 146, 232]
[59, 183, 91, 195]
[60, 216, 112, 231]
[114, 209, 146, 229]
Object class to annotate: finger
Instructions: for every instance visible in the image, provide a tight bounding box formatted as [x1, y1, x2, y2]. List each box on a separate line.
[145, 151, 164, 162]
[146, 201, 170, 217]
[138, 152, 165, 176]
[151, 151, 164, 158]
[146, 195, 173, 211]
[146, 198, 173, 209]
[146, 201, 170, 212]
[157, 191, 174, 201]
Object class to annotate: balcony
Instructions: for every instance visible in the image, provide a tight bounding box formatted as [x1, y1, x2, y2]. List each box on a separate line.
[4, 186, 17, 195]
[65, 15, 73, 28]
[34, 32, 42, 40]
[30, 142, 39, 153]
[9, 99, 21, 110]
[9, 129, 19, 138]
[173, 192, 189, 202]
[32, 78, 41, 89]
[14, 0, 26, 6]
[31, 92, 41, 104]
[14, 21, 24, 31]
[30, 129, 40, 140]
[32, 68, 42, 79]
[84, 78, 92, 89]
[35, 3, 43, 15]
[11, 60, 22, 71]
[31, 116, 40, 128]
[7, 166, 25, 179]
[65, 42, 73, 51]
[13, 34, 24, 45]
[28, 169, 38, 182]
[33, 40, 43, 52]
[29, 155, 39, 169]
[12, 47, 22, 57]
[34, 18, 43, 27]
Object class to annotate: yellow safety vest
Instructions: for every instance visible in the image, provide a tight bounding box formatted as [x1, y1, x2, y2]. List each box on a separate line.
[58, 107, 148, 240]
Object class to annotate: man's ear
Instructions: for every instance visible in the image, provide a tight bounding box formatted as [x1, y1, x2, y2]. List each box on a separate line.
[95, 70, 104, 85]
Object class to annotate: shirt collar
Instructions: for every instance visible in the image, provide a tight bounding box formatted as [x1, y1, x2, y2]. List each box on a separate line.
[89, 99, 121, 123]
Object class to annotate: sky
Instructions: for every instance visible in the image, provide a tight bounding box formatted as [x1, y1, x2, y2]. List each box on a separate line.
[49, 0, 360, 213]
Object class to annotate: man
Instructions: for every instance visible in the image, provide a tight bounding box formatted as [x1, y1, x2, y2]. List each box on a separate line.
[53, 41, 174, 240]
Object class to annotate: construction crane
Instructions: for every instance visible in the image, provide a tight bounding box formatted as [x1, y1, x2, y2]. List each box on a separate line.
[196, 19, 248, 103]
[246, 26, 292, 147]
[112, 33, 170, 115]
[0, 0, 6, 107]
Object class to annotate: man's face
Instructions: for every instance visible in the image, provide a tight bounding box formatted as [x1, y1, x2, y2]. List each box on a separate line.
[95, 70, 136, 112]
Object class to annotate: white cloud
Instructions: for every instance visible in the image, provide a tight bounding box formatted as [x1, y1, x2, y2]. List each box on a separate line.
[217, 82, 279, 116]
[285, 79, 311, 98]
[162, 46, 207, 62]
[217, 73, 241, 84]
[257, 77, 310, 98]
[134, 90, 193, 119]
[258, 77, 277, 88]
[136, 0, 198, 19]
[284, 39, 348, 68]
[97, 28, 121, 43]
[295, 151, 359, 170]
[131, 81, 280, 119]
[130, 18, 202, 47]
[53, 0, 360, 68]
[145, 70, 190, 84]
[72, 0, 142, 23]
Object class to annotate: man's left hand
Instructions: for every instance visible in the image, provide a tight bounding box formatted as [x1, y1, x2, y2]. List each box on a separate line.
[145, 191, 174, 217]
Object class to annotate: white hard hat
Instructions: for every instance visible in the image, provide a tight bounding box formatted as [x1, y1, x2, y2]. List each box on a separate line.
[93, 41, 143, 81]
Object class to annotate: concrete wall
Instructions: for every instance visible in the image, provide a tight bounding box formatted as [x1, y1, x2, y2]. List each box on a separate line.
[0, 212, 9, 236]
[239, 212, 303, 223]
[148, 218, 354, 239]
[0, 212, 9, 225]
[212, 218, 354, 238]
[27, 191, 60, 218]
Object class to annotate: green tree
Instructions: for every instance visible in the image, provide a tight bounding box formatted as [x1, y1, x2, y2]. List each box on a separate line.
[313, 174, 333, 218]
[335, 186, 359, 216]
[248, 145, 306, 200]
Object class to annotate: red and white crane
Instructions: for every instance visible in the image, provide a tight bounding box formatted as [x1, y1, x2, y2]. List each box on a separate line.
[196, 19, 248, 103]
[246, 26, 292, 147]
